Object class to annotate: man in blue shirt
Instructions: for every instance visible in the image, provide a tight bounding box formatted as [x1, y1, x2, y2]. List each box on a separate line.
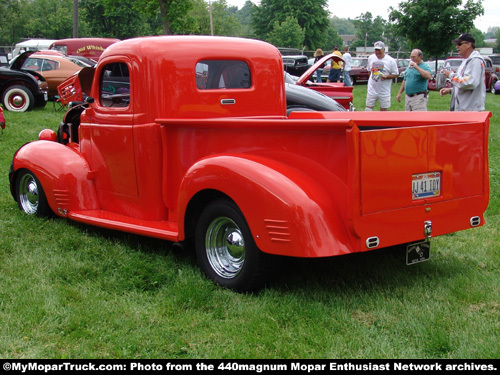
[396, 49, 432, 111]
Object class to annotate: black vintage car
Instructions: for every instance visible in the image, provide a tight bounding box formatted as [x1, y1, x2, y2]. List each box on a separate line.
[1, 54, 48, 112]
[278, 47, 310, 77]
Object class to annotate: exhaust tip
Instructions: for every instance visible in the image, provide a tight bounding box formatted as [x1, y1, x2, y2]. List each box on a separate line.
[366, 236, 380, 249]
[470, 216, 481, 227]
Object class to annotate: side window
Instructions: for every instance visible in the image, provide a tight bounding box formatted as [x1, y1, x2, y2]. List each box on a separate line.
[100, 62, 130, 107]
[41, 59, 58, 72]
[196, 60, 251, 90]
[22, 57, 42, 71]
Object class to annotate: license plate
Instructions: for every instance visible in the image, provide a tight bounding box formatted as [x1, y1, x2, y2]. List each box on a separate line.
[406, 241, 430, 265]
[412, 172, 441, 200]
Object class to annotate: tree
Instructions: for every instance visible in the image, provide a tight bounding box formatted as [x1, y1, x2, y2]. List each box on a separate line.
[267, 16, 305, 49]
[23, 0, 75, 40]
[251, 0, 329, 49]
[79, 0, 154, 38]
[189, 0, 242, 36]
[389, 0, 484, 59]
[350, 12, 387, 51]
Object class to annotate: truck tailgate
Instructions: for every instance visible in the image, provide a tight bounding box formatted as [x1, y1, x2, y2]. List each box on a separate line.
[346, 113, 490, 250]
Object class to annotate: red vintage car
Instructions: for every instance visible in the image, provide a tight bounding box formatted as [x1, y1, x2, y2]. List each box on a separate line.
[9, 36, 491, 291]
[294, 53, 354, 110]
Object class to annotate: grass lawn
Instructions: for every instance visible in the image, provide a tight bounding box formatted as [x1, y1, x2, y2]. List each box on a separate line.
[0, 84, 499, 359]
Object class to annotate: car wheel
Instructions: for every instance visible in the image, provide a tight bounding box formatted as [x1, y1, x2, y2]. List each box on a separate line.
[350, 76, 356, 85]
[492, 80, 497, 95]
[15, 169, 51, 216]
[195, 199, 268, 292]
[2, 85, 35, 112]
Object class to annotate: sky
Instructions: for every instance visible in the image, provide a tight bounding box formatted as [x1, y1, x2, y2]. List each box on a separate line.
[225, 0, 499, 34]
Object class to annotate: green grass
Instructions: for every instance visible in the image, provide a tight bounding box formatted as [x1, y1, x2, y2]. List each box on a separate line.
[1, 87, 499, 359]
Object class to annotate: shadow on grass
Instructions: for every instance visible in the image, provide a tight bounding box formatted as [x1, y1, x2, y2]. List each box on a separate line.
[63, 219, 466, 296]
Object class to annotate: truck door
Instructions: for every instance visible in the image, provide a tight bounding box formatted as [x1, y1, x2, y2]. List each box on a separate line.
[85, 59, 138, 210]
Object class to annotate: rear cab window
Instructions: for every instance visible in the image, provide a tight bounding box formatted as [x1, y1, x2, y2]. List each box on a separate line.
[196, 60, 251, 90]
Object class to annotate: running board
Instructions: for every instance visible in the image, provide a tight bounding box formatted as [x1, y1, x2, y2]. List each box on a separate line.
[68, 210, 179, 241]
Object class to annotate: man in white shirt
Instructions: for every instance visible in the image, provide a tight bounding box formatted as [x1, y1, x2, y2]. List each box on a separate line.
[365, 41, 399, 111]
[342, 46, 352, 87]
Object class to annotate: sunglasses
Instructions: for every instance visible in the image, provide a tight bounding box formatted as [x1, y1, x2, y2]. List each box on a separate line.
[457, 41, 469, 46]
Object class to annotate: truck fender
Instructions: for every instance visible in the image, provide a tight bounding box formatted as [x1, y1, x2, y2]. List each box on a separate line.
[177, 155, 353, 258]
[11, 140, 99, 215]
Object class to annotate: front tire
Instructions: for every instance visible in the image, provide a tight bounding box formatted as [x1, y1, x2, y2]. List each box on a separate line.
[195, 199, 268, 292]
[3, 85, 35, 112]
[15, 169, 51, 216]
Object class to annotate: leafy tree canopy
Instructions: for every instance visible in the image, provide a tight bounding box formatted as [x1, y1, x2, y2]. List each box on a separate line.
[251, 0, 329, 49]
[389, 0, 484, 58]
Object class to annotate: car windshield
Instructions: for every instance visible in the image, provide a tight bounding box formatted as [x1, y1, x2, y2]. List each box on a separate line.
[68, 57, 92, 68]
[446, 59, 462, 67]
[352, 59, 367, 67]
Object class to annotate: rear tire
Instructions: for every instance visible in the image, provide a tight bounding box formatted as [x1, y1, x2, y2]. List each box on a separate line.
[195, 199, 268, 292]
[15, 169, 51, 216]
[3, 85, 35, 112]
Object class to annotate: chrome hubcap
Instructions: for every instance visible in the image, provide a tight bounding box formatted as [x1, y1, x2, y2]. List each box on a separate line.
[12, 95, 24, 107]
[205, 217, 245, 279]
[18, 174, 39, 214]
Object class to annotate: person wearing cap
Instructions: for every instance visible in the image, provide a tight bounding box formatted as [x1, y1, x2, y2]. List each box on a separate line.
[396, 49, 432, 111]
[439, 33, 486, 111]
[365, 41, 399, 111]
[327, 46, 343, 83]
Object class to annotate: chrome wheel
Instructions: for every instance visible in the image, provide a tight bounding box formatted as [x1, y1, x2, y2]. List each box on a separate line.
[205, 217, 245, 279]
[15, 169, 51, 216]
[195, 199, 268, 291]
[18, 172, 40, 214]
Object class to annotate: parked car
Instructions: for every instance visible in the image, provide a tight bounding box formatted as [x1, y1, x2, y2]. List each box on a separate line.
[0, 64, 48, 112]
[444, 56, 499, 93]
[426, 60, 448, 91]
[291, 54, 354, 110]
[489, 54, 500, 75]
[0, 53, 9, 68]
[279, 47, 310, 76]
[11, 51, 91, 97]
[396, 59, 409, 82]
[49, 38, 119, 62]
[349, 57, 369, 84]
[308, 56, 371, 85]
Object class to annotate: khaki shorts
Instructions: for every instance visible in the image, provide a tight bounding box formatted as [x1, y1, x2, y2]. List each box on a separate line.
[405, 93, 428, 111]
[366, 94, 391, 109]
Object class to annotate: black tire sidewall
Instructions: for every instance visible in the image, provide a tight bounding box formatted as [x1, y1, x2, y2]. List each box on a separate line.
[3, 85, 35, 112]
[195, 199, 265, 292]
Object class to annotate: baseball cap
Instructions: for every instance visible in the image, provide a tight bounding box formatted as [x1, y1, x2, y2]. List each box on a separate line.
[453, 33, 475, 44]
[374, 41, 385, 50]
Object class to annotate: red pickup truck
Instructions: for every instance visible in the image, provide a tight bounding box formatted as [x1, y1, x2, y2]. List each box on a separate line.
[9, 36, 490, 291]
